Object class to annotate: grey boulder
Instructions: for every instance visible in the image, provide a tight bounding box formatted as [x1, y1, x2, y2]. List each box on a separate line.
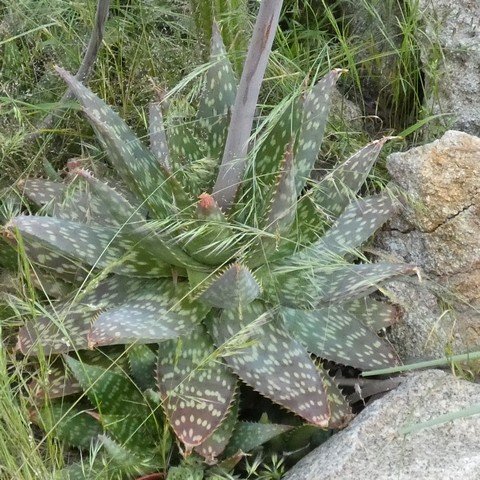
[283, 370, 480, 480]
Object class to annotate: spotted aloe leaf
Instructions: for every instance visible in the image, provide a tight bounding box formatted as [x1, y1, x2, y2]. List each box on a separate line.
[30, 268, 75, 299]
[149, 102, 170, 168]
[4, 231, 89, 283]
[280, 305, 398, 369]
[294, 69, 344, 195]
[98, 434, 156, 475]
[8, 216, 174, 277]
[197, 22, 237, 160]
[264, 138, 297, 234]
[88, 281, 209, 347]
[344, 297, 400, 331]
[224, 420, 293, 457]
[157, 326, 237, 452]
[55, 67, 191, 218]
[253, 97, 302, 197]
[18, 178, 65, 210]
[17, 306, 99, 355]
[33, 400, 102, 449]
[291, 193, 397, 264]
[198, 263, 261, 309]
[30, 363, 82, 399]
[71, 169, 146, 228]
[211, 302, 330, 427]
[318, 366, 353, 428]
[194, 396, 239, 464]
[269, 262, 417, 308]
[66, 357, 160, 453]
[167, 115, 206, 169]
[314, 137, 394, 217]
[128, 345, 157, 391]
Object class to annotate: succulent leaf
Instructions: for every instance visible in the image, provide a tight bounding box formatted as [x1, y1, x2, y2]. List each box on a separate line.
[149, 102, 170, 168]
[194, 396, 239, 463]
[128, 345, 158, 391]
[157, 326, 237, 452]
[269, 262, 417, 308]
[344, 297, 399, 331]
[224, 421, 292, 457]
[280, 306, 398, 369]
[197, 22, 237, 160]
[314, 137, 393, 217]
[211, 302, 330, 426]
[33, 400, 102, 449]
[198, 263, 261, 308]
[264, 137, 297, 234]
[318, 366, 353, 428]
[66, 357, 160, 453]
[17, 307, 98, 355]
[291, 193, 396, 265]
[183, 193, 237, 265]
[88, 281, 209, 347]
[18, 178, 65, 210]
[72, 170, 146, 228]
[253, 97, 302, 197]
[55, 67, 190, 218]
[8, 215, 174, 277]
[30, 363, 82, 399]
[294, 69, 344, 195]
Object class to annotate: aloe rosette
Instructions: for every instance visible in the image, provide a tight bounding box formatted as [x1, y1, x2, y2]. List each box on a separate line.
[3, 0, 415, 471]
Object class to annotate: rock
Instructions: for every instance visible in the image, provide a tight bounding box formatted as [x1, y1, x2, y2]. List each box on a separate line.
[284, 370, 480, 480]
[418, 0, 480, 136]
[330, 88, 364, 133]
[375, 130, 480, 359]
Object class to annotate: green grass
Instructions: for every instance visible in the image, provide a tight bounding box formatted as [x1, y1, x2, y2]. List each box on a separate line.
[0, 1, 448, 479]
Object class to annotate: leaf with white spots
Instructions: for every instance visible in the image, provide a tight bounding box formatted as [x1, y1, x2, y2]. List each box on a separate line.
[9, 215, 173, 277]
[194, 396, 239, 463]
[157, 326, 237, 452]
[314, 137, 393, 217]
[18, 178, 65, 211]
[343, 297, 400, 331]
[294, 69, 344, 195]
[66, 357, 160, 453]
[30, 363, 82, 399]
[98, 434, 156, 474]
[33, 400, 102, 449]
[280, 306, 399, 369]
[72, 170, 146, 228]
[224, 421, 293, 457]
[290, 194, 396, 264]
[263, 137, 297, 234]
[211, 302, 330, 427]
[75, 275, 149, 308]
[269, 263, 417, 308]
[89, 281, 209, 347]
[197, 22, 237, 160]
[167, 115, 206, 168]
[253, 97, 302, 194]
[198, 263, 261, 308]
[318, 367, 353, 428]
[128, 345, 157, 391]
[17, 306, 99, 355]
[55, 67, 190, 219]
[149, 102, 170, 168]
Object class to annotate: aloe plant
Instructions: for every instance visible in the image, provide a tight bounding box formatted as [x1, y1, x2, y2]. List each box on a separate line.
[2, 0, 415, 475]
